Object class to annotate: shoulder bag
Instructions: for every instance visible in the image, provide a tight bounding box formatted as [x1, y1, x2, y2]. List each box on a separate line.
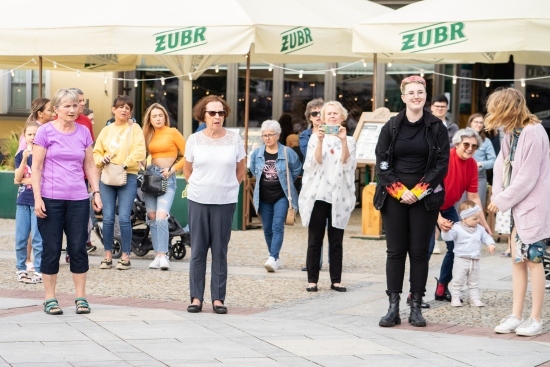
[141, 163, 174, 196]
[283, 148, 295, 226]
[101, 124, 132, 186]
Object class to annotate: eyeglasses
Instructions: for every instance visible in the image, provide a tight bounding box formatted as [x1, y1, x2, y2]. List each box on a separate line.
[432, 104, 448, 109]
[309, 111, 321, 117]
[262, 133, 278, 139]
[206, 110, 226, 117]
[462, 142, 479, 151]
[404, 91, 426, 98]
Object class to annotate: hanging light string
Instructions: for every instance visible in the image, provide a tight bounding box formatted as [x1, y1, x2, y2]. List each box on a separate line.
[4, 57, 550, 86]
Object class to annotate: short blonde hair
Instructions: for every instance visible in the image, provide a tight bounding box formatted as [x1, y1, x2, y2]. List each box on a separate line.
[484, 88, 539, 134]
[321, 101, 348, 123]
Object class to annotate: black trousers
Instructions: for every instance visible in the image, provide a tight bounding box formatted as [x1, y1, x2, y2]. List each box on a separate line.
[306, 200, 344, 284]
[380, 177, 439, 295]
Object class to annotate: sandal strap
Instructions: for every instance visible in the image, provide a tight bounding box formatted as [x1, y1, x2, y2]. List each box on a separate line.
[75, 297, 90, 309]
[43, 298, 62, 313]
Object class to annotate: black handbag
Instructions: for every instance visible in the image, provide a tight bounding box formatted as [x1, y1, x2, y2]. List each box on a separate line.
[141, 174, 167, 196]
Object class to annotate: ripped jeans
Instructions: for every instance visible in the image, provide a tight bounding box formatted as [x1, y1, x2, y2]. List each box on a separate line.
[143, 165, 177, 253]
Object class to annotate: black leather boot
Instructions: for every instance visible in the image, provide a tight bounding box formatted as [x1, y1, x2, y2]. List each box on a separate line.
[408, 293, 427, 327]
[379, 293, 401, 327]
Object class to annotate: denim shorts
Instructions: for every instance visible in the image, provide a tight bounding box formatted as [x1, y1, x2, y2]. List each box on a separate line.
[143, 165, 177, 215]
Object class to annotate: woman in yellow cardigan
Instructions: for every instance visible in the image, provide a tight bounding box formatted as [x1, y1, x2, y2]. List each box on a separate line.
[93, 96, 146, 270]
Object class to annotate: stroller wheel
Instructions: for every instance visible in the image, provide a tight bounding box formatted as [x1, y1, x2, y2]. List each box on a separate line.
[171, 240, 186, 260]
[112, 237, 123, 259]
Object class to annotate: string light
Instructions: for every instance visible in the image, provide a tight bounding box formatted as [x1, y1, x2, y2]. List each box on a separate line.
[215, 65, 219, 73]
[520, 78, 526, 87]
[31, 58, 36, 64]
[420, 69, 424, 77]
[160, 77, 165, 86]
[10, 70, 14, 77]
[77, 70, 80, 77]
[134, 78, 138, 87]
[388, 62, 393, 68]
[299, 70, 303, 78]
[268, 64, 273, 72]
[485, 79, 491, 88]
[188, 73, 193, 81]
[452, 75, 457, 84]
[331, 68, 336, 77]
[362, 59, 367, 67]
[104, 76, 108, 84]
[53, 62, 57, 69]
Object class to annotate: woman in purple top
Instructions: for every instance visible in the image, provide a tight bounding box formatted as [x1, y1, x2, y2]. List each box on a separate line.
[32, 89, 102, 316]
[487, 88, 550, 337]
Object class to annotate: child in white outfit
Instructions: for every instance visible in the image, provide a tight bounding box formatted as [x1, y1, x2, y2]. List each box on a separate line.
[441, 200, 495, 307]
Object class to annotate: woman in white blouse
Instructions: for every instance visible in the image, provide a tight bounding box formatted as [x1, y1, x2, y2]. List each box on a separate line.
[298, 101, 357, 293]
[183, 95, 246, 315]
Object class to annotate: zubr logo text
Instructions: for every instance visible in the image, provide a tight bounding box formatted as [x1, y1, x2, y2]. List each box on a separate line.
[154, 27, 207, 54]
[401, 22, 466, 53]
[281, 27, 313, 54]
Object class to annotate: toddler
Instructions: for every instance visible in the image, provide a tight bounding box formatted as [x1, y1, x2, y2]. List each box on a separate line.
[441, 200, 495, 307]
[14, 122, 43, 284]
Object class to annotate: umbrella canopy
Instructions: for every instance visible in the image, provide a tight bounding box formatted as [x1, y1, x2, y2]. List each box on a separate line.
[352, 0, 550, 65]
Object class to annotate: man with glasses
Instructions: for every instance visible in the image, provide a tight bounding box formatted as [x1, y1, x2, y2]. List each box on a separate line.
[432, 128, 492, 302]
[431, 95, 458, 144]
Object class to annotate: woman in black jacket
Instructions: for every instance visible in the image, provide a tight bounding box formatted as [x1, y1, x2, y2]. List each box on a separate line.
[374, 76, 449, 328]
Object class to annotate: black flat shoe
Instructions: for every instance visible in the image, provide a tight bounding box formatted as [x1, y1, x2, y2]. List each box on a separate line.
[331, 284, 347, 292]
[306, 285, 318, 292]
[212, 304, 227, 314]
[187, 302, 203, 313]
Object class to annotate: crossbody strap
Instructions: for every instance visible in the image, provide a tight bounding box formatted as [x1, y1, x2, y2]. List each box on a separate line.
[283, 147, 292, 206]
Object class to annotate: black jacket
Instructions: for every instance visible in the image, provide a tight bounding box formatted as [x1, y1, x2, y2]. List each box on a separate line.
[373, 109, 450, 210]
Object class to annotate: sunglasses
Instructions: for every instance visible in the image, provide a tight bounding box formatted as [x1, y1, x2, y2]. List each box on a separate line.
[462, 142, 479, 151]
[206, 110, 226, 117]
[310, 111, 321, 117]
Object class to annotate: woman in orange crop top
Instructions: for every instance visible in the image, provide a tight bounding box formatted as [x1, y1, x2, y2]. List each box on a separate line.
[142, 103, 186, 271]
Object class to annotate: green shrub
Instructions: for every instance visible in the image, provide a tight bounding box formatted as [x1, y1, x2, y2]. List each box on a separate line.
[0, 131, 21, 169]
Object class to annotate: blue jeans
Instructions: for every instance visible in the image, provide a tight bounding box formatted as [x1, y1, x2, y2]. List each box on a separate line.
[143, 165, 177, 253]
[99, 174, 137, 255]
[15, 205, 42, 273]
[258, 197, 288, 260]
[38, 198, 89, 274]
[430, 206, 460, 284]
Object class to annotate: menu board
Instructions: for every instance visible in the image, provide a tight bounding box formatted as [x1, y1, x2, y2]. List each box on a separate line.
[353, 107, 397, 164]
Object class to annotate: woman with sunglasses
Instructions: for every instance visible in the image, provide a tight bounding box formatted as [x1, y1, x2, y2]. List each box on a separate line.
[374, 76, 449, 328]
[184, 95, 246, 314]
[142, 103, 186, 271]
[250, 120, 302, 272]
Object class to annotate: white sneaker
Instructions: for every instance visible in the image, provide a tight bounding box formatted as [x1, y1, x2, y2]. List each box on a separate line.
[545, 280, 550, 290]
[149, 256, 161, 269]
[494, 315, 524, 334]
[515, 317, 543, 336]
[264, 257, 276, 272]
[159, 256, 170, 271]
[470, 299, 485, 307]
[275, 258, 283, 270]
[432, 243, 441, 254]
[451, 297, 462, 307]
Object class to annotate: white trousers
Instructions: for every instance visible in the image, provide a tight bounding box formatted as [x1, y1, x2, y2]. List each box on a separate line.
[450, 257, 481, 301]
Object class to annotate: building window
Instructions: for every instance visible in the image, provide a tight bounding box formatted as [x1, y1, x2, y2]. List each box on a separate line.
[9, 70, 46, 113]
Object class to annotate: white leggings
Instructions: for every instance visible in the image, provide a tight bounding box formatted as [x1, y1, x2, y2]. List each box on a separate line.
[451, 257, 481, 301]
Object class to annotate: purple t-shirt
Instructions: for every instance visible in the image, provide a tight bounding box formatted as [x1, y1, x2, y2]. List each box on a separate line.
[33, 123, 92, 201]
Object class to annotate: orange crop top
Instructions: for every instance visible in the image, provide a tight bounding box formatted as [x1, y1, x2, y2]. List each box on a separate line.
[148, 126, 186, 171]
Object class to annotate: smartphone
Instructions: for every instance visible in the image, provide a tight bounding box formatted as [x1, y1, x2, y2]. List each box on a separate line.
[319, 124, 339, 134]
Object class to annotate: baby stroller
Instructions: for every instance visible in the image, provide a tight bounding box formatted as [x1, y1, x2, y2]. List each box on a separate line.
[94, 172, 190, 260]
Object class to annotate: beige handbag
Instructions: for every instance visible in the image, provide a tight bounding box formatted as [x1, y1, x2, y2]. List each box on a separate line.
[100, 125, 132, 186]
[283, 148, 295, 226]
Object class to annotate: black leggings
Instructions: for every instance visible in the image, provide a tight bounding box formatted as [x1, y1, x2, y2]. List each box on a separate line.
[380, 177, 439, 295]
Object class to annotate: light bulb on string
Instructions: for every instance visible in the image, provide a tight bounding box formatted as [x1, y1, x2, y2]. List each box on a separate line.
[77, 70, 81, 77]
[452, 75, 457, 84]
[31, 58, 36, 64]
[215, 65, 219, 73]
[331, 68, 336, 77]
[134, 79, 138, 88]
[53, 62, 57, 69]
[520, 78, 526, 87]
[485, 79, 491, 88]
[268, 64, 273, 72]
[388, 62, 393, 68]
[420, 69, 424, 77]
[299, 70, 303, 78]
[104, 76, 108, 85]
[10, 70, 14, 77]
[188, 73, 193, 81]
[160, 77, 165, 86]
[362, 59, 367, 68]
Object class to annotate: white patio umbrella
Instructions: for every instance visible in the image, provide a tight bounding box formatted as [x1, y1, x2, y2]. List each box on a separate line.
[352, 0, 550, 65]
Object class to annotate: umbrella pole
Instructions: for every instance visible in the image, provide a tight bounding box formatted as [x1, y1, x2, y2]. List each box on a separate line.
[244, 53, 250, 158]
[39, 56, 43, 98]
[372, 53, 377, 112]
